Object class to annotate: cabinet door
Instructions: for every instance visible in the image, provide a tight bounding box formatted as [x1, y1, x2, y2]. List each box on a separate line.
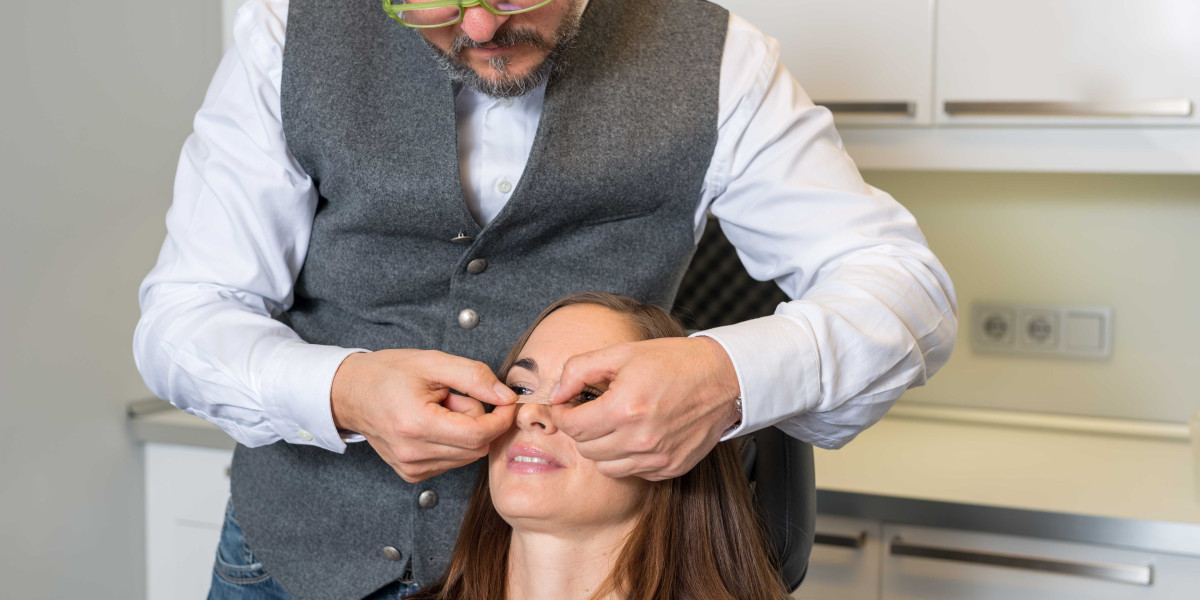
[146, 444, 235, 600]
[712, 0, 935, 126]
[793, 515, 881, 600]
[936, 0, 1200, 126]
[881, 524, 1200, 600]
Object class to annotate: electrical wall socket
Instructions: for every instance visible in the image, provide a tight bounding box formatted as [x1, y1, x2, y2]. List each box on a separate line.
[971, 302, 1112, 360]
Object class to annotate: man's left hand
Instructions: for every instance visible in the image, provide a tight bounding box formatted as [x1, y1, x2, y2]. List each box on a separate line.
[549, 336, 742, 480]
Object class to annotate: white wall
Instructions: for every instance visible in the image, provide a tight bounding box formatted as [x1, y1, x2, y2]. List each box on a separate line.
[865, 171, 1200, 424]
[0, 2, 220, 598]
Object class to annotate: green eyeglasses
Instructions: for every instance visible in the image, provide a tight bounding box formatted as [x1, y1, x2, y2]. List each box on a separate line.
[383, 0, 558, 29]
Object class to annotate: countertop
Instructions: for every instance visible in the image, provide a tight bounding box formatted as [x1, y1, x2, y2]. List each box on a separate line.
[129, 398, 1200, 556]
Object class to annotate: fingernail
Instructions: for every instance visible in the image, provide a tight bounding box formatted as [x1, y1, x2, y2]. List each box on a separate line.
[494, 382, 516, 403]
[550, 382, 560, 400]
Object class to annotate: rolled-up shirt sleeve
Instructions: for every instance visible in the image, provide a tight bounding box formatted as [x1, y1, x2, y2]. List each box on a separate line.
[695, 15, 958, 449]
[133, 0, 364, 452]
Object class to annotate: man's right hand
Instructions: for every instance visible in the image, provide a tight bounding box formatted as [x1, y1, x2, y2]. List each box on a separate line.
[330, 350, 518, 483]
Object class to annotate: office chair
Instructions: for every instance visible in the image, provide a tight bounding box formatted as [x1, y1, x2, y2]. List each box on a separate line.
[673, 218, 816, 592]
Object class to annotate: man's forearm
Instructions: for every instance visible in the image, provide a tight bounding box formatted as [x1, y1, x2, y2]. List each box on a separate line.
[134, 281, 364, 452]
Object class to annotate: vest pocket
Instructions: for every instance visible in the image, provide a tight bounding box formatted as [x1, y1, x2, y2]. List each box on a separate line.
[577, 205, 660, 229]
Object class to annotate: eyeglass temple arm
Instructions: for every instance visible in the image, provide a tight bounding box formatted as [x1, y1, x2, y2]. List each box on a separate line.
[383, 0, 469, 14]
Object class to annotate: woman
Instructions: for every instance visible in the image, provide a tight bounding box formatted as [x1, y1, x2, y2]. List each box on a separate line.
[407, 292, 788, 600]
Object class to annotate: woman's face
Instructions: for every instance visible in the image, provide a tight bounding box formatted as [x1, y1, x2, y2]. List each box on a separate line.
[488, 304, 652, 533]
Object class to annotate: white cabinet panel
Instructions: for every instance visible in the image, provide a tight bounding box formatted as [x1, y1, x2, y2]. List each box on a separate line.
[713, 0, 935, 125]
[159, 521, 224, 600]
[880, 524, 1200, 600]
[936, 0, 1200, 127]
[794, 515, 882, 600]
[146, 443, 234, 600]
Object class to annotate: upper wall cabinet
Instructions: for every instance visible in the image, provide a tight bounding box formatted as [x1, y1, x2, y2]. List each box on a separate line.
[936, 0, 1200, 128]
[716, 0, 1200, 173]
[714, 0, 936, 126]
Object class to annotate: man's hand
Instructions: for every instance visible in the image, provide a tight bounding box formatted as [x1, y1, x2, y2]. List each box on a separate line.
[331, 350, 517, 483]
[549, 336, 741, 480]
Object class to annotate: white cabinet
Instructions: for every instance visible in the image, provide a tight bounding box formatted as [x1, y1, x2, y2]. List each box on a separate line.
[793, 515, 882, 600]
[145, 443, 234, 600]
[935, 0, 1200, 127]
[713, 0, 935, 126]
[880, 524, 1200, 600]
[797, 517, 1200, 600]
[715, 0, 1200, 172]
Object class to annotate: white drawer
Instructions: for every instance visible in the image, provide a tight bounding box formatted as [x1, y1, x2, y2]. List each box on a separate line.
[793, 515, 882, 600]
[881, 523, 1200, 600]
[145, 443, 233, 526]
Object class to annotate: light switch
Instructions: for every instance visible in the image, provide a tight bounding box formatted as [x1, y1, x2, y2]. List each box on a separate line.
[1064, 312, 1104, 350]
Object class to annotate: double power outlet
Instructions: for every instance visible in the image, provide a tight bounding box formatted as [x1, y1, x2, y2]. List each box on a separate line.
[971, 302, 1113, 360]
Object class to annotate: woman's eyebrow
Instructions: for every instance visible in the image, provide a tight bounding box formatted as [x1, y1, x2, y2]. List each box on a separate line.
[512, 357, 538, 373]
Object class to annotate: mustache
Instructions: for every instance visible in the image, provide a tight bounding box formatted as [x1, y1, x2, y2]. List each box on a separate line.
[449, 27, 556, 57]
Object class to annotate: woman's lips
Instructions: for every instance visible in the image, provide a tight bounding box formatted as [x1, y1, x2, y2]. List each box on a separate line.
[506, 443, 564, 474]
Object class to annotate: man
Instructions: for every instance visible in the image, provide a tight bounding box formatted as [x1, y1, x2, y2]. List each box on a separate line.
[134, 0, 957, 598]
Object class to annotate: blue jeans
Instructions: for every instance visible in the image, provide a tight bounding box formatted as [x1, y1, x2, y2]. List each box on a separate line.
[208, 499, 422, 600]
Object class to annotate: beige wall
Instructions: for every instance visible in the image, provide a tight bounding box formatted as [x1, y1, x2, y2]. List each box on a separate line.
[864, 171, 1200, 424]
[0, 2, 220, 598]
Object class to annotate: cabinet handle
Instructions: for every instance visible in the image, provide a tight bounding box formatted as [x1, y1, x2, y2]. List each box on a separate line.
[818, 101, 917, 116]
[943, 99, 1193, 118]
[814, 531, 868, 549]
[889, 536, 1153, 586]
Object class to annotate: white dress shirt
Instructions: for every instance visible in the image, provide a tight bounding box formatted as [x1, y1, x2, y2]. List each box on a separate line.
[134, 0, 957, 453]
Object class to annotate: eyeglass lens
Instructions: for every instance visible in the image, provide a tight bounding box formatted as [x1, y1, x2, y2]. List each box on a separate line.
[397, 0, 549, 27]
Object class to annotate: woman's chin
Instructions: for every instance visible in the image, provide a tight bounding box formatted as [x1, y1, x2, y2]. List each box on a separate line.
[493, 495, 563, 525]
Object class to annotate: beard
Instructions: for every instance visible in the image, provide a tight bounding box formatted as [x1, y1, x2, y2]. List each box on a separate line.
[422, 2, 583, 98]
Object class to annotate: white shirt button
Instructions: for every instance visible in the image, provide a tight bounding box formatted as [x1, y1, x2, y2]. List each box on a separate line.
[496, 178, 513, 194]
[499, 98, 514, 108]
[298, 429, 314, 442]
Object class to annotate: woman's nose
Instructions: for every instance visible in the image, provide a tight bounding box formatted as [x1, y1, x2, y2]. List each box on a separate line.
[460, 6, 510, 43]
[515, 402, 557, 434]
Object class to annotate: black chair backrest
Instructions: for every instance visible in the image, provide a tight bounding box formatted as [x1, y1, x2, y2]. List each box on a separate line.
[673, 219, 816, 591]
[738, 427, 816, 591]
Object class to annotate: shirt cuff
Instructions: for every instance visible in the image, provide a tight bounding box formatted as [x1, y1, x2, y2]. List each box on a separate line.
[692, 314, 821, 440]
[259, 340, 368, 453]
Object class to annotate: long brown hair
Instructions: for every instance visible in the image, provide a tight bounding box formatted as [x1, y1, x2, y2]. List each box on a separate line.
[408, 292, 787, 600]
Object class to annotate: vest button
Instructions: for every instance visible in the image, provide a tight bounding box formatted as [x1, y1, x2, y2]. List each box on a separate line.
[466, 259, 488, 274]
[382, 546, 403, 561]
[457, 309, 479, 329]
[418, 490, 439, 509]
[450, 232, 473, 244]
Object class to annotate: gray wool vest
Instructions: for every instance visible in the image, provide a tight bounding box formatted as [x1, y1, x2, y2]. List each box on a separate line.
[229, 0, 727, 598]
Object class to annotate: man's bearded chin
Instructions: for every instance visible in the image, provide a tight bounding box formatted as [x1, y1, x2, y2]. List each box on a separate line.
[423, 10, 582, 99]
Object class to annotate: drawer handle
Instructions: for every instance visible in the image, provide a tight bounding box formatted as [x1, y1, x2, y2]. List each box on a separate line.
[943, 99, 1193, 118]
[818, 101, 916, 116]
[889, 536, 1153, 586]
[814, 531, 868, 549]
